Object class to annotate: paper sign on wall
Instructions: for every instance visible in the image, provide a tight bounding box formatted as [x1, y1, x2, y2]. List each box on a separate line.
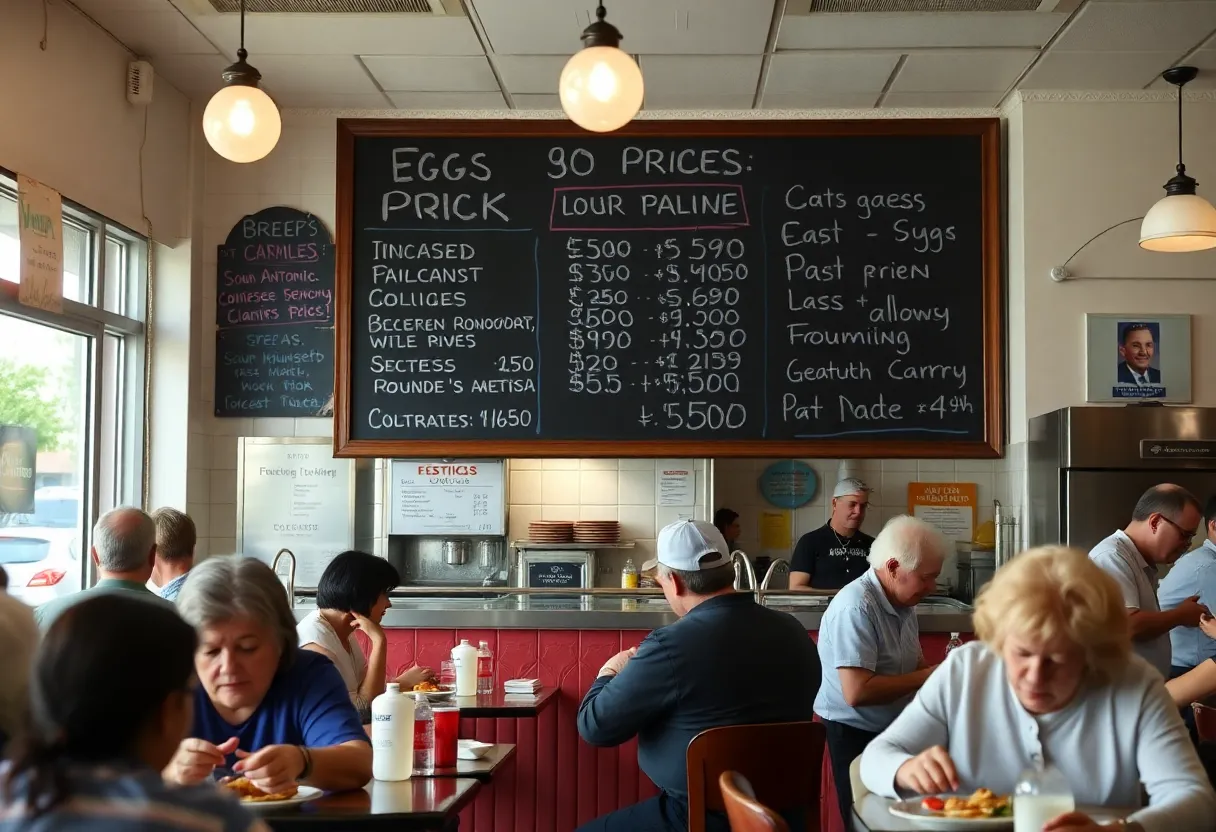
[16, 175, 63, 313]
[908, 482, 978, 543]
[656, 465, 694, 507]
[759, 510, 791, 551]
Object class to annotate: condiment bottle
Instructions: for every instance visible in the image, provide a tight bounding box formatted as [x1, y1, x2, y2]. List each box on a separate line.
[370, 683, 415, 781]
[451, 638, 479, 696]
[1013, 762, 1074, 832]
[945, 632, 963, 656]
[621, 558, 639, 589]
[477, 640, 494, 695]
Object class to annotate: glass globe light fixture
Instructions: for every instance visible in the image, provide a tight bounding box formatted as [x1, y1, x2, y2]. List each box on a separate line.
[559, 4, 643, 133]
[202, 0, 281, 164]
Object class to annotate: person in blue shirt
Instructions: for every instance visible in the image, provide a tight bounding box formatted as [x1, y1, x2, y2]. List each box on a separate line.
[151, 507, 197, 602]
[0, 593, 263, 832]
[164, 557, 371, 795]
[576, 519, 822, 832]
[1159, 495, 1216, 679]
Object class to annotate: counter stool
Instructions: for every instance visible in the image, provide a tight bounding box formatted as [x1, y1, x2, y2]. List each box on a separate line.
[687, 721, 825, 832]
[719, 771, 790, 832]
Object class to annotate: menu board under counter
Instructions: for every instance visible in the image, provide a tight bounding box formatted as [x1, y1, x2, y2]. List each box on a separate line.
[387, 459, 505, 535]
[236, 437, 355, 587]
[333, 119, 1002, 459]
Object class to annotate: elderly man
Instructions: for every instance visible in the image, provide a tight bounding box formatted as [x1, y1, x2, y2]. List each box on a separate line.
[790, 477, 875, 590]
[815, 514, 945, 825]
[576, 519, 822, 832]
[34, 506, 174, 630]
[1090, 484, 1207, 678]
[150, 507, 197, 601]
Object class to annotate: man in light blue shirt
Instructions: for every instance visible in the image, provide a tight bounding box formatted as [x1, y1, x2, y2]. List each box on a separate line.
[150, 507, 196, 602]
[1159, 495, 1216, 677]
[814, 515, 945, 826]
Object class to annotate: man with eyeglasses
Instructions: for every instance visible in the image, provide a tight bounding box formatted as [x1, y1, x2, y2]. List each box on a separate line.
[1159, 495, 1216, 689]
[1089, 484, 1207, 678]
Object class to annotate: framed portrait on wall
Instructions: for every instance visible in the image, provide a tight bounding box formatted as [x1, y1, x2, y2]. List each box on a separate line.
[1084, 313, 1192, 403]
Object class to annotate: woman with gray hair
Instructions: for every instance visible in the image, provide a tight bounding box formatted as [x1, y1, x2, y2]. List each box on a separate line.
[164, 557, 371, 795]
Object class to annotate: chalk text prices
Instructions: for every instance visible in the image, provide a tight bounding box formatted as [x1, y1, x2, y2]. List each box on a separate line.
[360, 236, 540, 434]
[217, 239, 332, 327]
[774, 186, 974, 436]
[217, 328, 330, 415]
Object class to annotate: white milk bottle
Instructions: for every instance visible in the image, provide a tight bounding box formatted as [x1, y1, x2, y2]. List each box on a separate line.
[451, 638, 479, 696]
[370, 683, 415, 781]
[1013, 763, 1074, 832]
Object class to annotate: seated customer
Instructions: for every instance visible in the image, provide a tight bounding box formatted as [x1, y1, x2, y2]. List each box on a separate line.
[0, 594, 264, 831]
[166, 557, 371, 794]
[151, 507, 197, 601]
[298, 550, 434, 720]
[861, 546, 1216, 830]
[576, 519, 822, 832]
[0, 591, 36, 755]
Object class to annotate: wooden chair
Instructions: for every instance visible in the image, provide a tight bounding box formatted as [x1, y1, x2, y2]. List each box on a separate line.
[686, 721, 825, 832]
[720, 771, 790, 832]
[1193, 702, 1216, 743]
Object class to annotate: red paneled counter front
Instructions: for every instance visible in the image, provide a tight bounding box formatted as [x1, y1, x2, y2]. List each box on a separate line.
[379, 628, 960, 832]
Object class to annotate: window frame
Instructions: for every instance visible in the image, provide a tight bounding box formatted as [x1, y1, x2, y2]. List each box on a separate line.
[0, 166, 148, 592]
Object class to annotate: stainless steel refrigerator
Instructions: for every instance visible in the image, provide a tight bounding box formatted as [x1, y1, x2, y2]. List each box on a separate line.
[1028, 406, 1216, 552]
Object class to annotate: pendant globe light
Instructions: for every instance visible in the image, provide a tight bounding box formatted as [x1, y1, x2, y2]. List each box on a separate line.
[1140, 66, 1216, 252]
[203, 0, 281, 164]
[559, 4, 644, 133]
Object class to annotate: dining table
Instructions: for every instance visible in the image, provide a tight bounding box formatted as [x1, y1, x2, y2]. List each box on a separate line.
[261, 777, 481, 831]
[429, 742, 515, 782]
[851, 793, 1134, 831]
[449, 686, 557, 718]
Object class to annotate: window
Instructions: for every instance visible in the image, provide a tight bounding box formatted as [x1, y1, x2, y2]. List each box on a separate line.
[0, 171, 146, 605]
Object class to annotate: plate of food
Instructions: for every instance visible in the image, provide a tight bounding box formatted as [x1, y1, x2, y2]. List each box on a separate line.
[889, 789, 1012, 829]
[221, 777, 323, 811]
[412, 680, 456, 700]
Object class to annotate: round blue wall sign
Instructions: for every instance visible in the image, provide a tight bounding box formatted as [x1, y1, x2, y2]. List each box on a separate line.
[758, 461, 818, 509]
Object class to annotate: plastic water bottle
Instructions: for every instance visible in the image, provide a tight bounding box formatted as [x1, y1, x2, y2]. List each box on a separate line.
[411, 693, 435, 774]
[1013, 762, 1074, 832]
[477, 640, 494, 695]
[370, 683, 415, 781]
[945, 632, 963, 656]
[451, 639, 479, 696]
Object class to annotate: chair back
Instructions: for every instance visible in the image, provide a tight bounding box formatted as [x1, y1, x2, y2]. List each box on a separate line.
[1193, 702, 1216, 743]
[719, 771, 790, 832]
[686, 721, 824, 832]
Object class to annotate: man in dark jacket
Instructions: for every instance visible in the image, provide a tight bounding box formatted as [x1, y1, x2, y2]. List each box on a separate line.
[576, 519, 822, 832]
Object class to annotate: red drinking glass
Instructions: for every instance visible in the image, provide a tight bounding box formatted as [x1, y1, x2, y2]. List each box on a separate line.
[433, 706, 459, 768]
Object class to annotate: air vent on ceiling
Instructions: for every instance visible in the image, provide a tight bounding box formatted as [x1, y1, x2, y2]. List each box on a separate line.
[206, 0, 440, 12]
[810, 0, 1040, 10]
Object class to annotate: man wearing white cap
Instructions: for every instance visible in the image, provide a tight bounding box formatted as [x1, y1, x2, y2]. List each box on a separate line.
[575, 519, 821, 832]
[790, 477, 875, 590]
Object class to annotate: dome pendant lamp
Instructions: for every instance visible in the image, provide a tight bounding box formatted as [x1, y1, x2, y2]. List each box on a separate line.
[1140, 66, 1216, 252]
[559, 3, 644, 133]
[202, 0, 281, 163]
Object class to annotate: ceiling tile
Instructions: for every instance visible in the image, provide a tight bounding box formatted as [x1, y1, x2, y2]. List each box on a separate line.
[470, 0, 776, 56]
[149, 54, 233, 99]
[1020, 50, 1178, 89]
[639, 56, 762, 96]
[73, 9, 219, 56]
[766, 53, 900, 94]
[759, 91, 879, 109]
[384, 91, 507, 108]
[191, 13, 484, 56]
[494, 56, 568, 94]
[881, 91, 1003, 108]
[643, 93, 756, 109]
[251, 55, 381, 95]
[512, 93, 564, 108]
[776, 12, 1068, 50]
[362, 56, 498, 92]
[890, 49, 1039, 92]
[275, 92, 392, 109]
[1050, 1, 1216, 52]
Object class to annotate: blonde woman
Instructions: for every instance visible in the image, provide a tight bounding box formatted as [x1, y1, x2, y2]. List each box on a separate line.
[860, 546, 1216, 832]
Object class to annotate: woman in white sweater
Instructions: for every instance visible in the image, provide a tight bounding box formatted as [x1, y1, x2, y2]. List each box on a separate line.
[297, 551, 433, 720]
[860, 545, 1216, 832]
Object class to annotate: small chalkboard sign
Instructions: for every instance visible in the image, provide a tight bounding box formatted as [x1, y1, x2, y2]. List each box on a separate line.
[215, 207, 335, 417]
[527, 561, 584, 588]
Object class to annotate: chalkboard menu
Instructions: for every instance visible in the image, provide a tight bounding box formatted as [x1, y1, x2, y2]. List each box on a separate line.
[215, 206, 336, 417]
[334, 120, 1001, 458]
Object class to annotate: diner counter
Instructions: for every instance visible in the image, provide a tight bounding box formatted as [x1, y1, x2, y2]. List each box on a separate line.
[291, 588, 975, 633]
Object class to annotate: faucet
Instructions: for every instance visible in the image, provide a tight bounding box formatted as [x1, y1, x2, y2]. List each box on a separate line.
[731, 550, 758, 600]
[271, 548, 296, 604]
[760, 558, 790, 592]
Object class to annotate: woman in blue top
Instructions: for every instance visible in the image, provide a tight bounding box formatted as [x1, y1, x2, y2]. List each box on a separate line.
[0, 593, 262, 831]
[165, 558, 371, 795]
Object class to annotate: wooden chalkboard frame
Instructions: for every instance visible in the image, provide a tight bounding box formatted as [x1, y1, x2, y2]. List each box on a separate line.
[334, 118, 1002, 459]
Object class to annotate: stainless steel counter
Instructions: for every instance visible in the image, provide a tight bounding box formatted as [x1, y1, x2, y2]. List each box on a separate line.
[292, 588, 975, 633]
